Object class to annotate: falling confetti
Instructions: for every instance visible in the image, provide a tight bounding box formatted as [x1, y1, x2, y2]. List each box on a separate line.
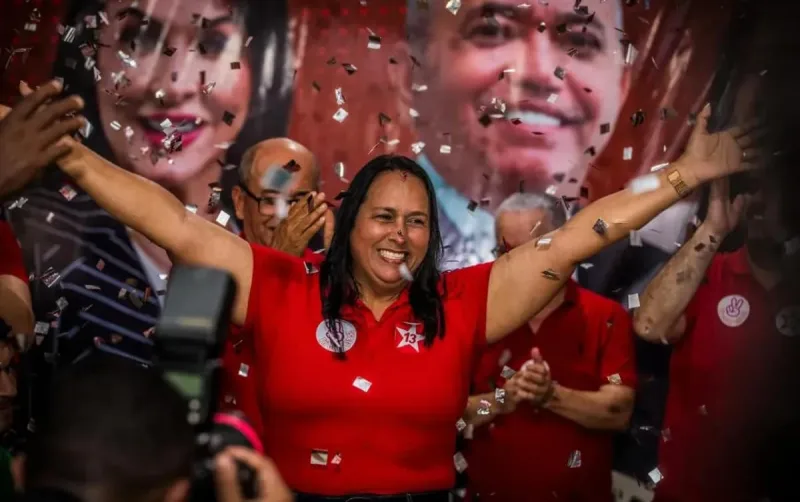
[623, 146, 633, 160]
[334, 161, 346, 179]
[310, 449, 329, 466]
[446, 0, 462, 15]
[629, 230, 642, 247]
[630, 109, 646, 126]
[353, 376, 372, 392]
[627, 293, 640, 309]
[333, 108, 349, 122]
[335, 87, 345, 105]
[453, 452, 468, 473]
[567, 450, 582, 468]
[494, 388, 506, 404]
[456, 418, 467, 432]
[592, 218, 609, 236]
[238, 363, 249, 377]
[477, 399, 491, 415]
[607, 373, 622, 385]
[648, 467, 664, 484]
[501, 365, 516, 379]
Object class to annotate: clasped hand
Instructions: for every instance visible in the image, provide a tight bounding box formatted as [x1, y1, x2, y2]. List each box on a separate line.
[500, 347, 554, 414]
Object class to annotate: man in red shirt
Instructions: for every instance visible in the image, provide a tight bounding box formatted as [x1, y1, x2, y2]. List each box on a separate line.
[633, 174, 800, 502]
[221, 137, 333, 439]
[464, 192, 637, 501]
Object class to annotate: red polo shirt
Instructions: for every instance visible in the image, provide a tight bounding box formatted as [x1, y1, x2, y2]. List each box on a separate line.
[241, 243, 492, 495]
[0, 220, 27, 283]
[465, 281, 636, 501]
[656, 247, 800, 502]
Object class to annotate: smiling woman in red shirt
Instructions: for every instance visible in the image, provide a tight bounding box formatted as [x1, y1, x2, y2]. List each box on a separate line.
[21, 90, 757, 501]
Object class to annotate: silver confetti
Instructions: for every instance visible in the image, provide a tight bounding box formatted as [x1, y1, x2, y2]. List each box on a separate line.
[629, 230, 642, 247]
[439, 145, 451, 154]
[500, 365, 516, 379]
[353, 376, 372, 392]
[335, 87, 345, 105]
[629, 173, 661, 194]
[648, 467, 664, 484]
[334, 161, 346, 179]
[261, 164, 293, 193]
[623, 146, 633, 160]
[331, 453, 342, 465]
[494, 388, 506, 404]
[411, 141, 425, 154]
[567, 450, 582, 468]
[310, 449, 329, 466]
[238, 363, 249, 377]
[547, 93, 558, 104]
[477, 399, 491, 415]
[117, 50, 137, 68]
[332, 108, 349, 122]
[453, 452, 468, 473]
[109, 121, 121, 131]
[456, 418, 467, 432]
[446, 0, 462, 15]
[607, 373, 622, 385]
[216, 211, 230, 227]
[627, 293, 640, 309]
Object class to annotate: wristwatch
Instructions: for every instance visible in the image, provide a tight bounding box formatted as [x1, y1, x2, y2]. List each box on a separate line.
[666, 168, 691, 198]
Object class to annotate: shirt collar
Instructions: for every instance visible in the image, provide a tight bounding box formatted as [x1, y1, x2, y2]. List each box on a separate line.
[417, 154, 495, 238]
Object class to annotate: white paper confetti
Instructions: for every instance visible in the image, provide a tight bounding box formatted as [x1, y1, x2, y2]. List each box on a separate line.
[333, 108, 349, 122]
[353, 377, 372, 392]
[411, 141, 425, 154]
[439, 145, 451, 154]
[629, 230, 642, 247]
[494, 388, 506, 404]
[34, 322, 49, 335]
[477, 399, 491, 415]
[335, 87, 345, 105]
[446, 0, 462, 15]
[500, 365, 516, 379]
[185, 204, 198, 214]
[567, 450, 582, 468]
[607, 373, 622, 385]
[627, 293, 640, 309]
[456, 418, 467, 432]
[59, 185, 78, 201]
[623, 146, 633, 160]
[547, 93, 559, 104]
[331, 453, 342, 465]
[216, 210, 231, 227]
[238, 363, 249, 377]
[310, 449, 328, 466]
[648, 467, 664, 484]
[629, 173, 661, 194]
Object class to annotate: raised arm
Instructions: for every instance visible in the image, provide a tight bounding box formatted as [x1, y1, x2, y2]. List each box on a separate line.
[633, 177, 748, 343]
[485, 105, 759, 342]
[57, 140, 253, 324]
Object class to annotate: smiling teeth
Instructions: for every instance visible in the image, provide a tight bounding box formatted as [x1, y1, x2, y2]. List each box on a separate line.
[379, 250, 405, 261]
[505, 111, 561, 127]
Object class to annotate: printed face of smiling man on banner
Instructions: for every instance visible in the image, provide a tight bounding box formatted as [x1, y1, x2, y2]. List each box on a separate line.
[398, 0, 630, 268]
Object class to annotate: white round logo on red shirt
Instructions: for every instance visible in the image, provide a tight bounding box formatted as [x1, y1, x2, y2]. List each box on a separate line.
[776, 306, 800, 337]
[717, 294, 750, 327]
[315, 320, 357, 353]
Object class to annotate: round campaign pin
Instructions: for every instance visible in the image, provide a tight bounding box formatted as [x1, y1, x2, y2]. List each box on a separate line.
[316, 320, 357, 353]
[717, 294, 750, 328]
[775, 306, 800, 337]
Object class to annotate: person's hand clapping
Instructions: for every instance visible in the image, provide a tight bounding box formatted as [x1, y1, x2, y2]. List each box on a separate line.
[270, 192, 329, 257]
[502, 347, 554, 411]
[677, 103, 763, 185]
[704, 175, 752, 237]
[0, 80, 85, 200]
[214, 447, 294, 502]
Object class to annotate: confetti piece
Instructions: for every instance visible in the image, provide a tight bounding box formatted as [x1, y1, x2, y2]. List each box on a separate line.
[216, 211, 230, 227]
[627, 293, 640, 309]
[648, 467, 664, 484]
[623, 146, 633, 160]
[440, 144, 451, 154]
[331, 453, 342, 465]
[541, 269, 560, 280]
[335, 87, 345, 105]
[567, 450, 582, 468]
[554, 66, 566, 80]
[501, 365, 516, 379]
[547, 93, 559, 104]
[59, 185, 78, 201]
[630, 109, 645, 126]
[592, 218, 608, 236]
[494, 388, 506, 404]
[456, 418, 467, 432]
[367, 34, 381, 49]
[629, 230, 642, 247]
[34, 322, 49, 335]
[453, 452, 468, 472]
[238, 363, 249, 377]
[56, 297, 68, 311]
[446, 0, 462, 15]
[399, 263, 414, 282]
[536, 237, 552, 249]
[342, 63, 357, 74]
[607, 373, 622, 385]
[310, 449, 329, 466]
[411, 141, 425, 154]
[185, 204, 198, 214]
[600, 123, 611, 134]
[353, 377, 372, 392]
[629, 173, 661, 194]
[230, 61, 241, 70]
[333, 108, 349, 122]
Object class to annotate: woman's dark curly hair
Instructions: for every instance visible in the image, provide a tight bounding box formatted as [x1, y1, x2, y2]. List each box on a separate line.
[319, 155, 446, 357]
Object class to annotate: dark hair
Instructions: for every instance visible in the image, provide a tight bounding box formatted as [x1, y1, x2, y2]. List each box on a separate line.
[49, 0, 293, 201]
[24, 354, 194, 502]
[319, 155, 446, 355]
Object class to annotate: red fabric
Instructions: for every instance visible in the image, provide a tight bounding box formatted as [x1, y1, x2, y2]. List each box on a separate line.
[464, 281, 636, 502]
[0, 221, 27, 282]
[303, 247, 325, 267]
[655, 248, 798, 502]
[242, 242, 492, 495]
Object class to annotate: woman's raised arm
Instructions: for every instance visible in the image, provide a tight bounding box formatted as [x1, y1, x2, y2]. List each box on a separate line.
[58, 140, 253, 324]
[485, 104, 760, 343]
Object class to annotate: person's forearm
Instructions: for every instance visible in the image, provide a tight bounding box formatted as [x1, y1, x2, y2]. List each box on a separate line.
[633, 222, 720, 342]
[0, 277, 34, 335]
[463, 392, 506, 427]
[58, 141, 195, 260]
[544, 384, 633, 431]
[559, 162, 699, 266]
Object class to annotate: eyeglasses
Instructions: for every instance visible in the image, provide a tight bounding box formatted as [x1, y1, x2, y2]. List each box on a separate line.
[238, 183, 279, 216]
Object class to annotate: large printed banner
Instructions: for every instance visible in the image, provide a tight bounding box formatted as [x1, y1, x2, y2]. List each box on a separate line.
[0, 0, 732, 366]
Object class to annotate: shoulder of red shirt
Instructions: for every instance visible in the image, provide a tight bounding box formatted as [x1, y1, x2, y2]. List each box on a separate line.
[236, 230, 325, 266]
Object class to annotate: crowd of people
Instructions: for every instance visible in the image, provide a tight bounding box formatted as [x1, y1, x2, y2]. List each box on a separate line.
[1, 0, 799, 501]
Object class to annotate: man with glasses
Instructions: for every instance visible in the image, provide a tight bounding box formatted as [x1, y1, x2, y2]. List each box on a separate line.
[232, 138, 331, 261]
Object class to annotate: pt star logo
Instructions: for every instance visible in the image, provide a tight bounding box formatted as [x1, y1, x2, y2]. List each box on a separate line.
[396, 323, 424, 352]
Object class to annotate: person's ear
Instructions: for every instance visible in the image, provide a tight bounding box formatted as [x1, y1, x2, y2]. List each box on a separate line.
[11, 454, 25, 492]
[231, 185, 246, 221]
[163, 478, 190, 502]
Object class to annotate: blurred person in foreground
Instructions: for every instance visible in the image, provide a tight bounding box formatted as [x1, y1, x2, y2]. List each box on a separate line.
[4, 77, 758, 498]
[632, 172, 800, 502]
[11, 355, 292, 502]
[463, 192, 635, 501]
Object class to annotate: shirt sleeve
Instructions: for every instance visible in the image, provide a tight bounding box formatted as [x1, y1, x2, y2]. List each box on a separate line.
[0, 220, 27, 283]
[242, 243, 309, 333]
[442, 261, 495, 354]
[600, 303, 638, 389]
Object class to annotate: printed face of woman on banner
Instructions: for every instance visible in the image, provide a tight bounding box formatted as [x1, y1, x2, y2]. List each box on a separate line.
[95, 0, 252, 188]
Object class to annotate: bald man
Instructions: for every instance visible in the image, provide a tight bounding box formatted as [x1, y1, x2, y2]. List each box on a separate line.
[232, 138, 332, 257]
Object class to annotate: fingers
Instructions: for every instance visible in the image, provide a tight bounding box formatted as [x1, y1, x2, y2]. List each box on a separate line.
[12, 80, 63, 119]
[214, 451, 243, 502]
[0, 104, 11, 120]
[31, 95, 84, 130]
[692, 103, 712, 137]
[225, 446, 290, 501]
[33, 142, 73, 168]
[530, 347, 544, 363]
[38, 116, 85, 147]
[323, 207, 335, 250]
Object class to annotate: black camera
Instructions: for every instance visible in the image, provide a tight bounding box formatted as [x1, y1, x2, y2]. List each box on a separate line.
[153, 265, 261, 501]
